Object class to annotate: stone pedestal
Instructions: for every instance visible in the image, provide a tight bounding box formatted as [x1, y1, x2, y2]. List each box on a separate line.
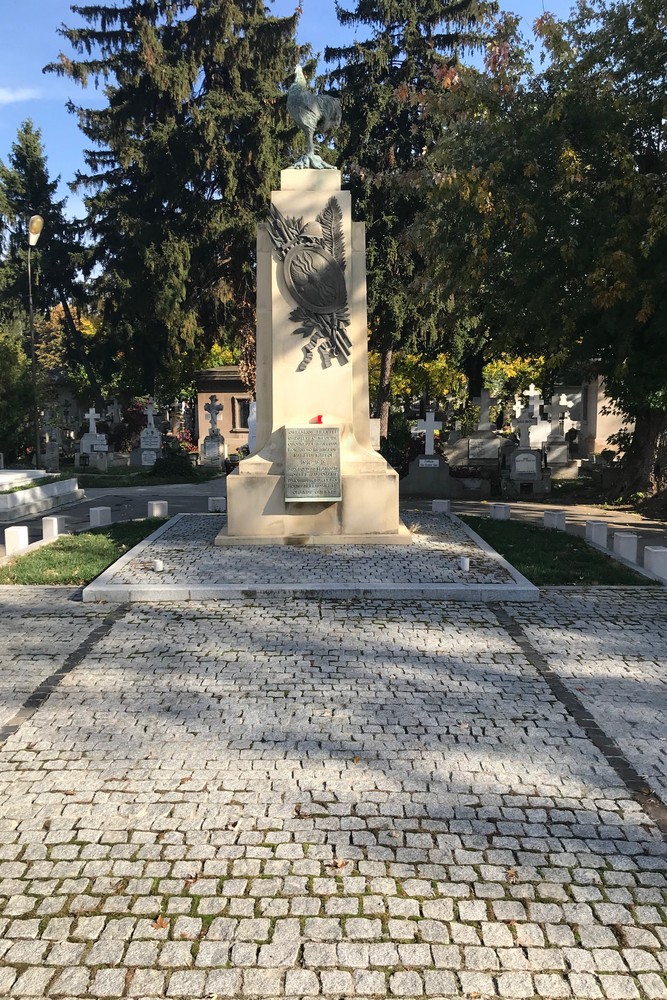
[219, 170, 407, 546]
[502, 448, 551, 498]
[138, 427, 162, 467]
[201, 435, 225, 468]
[44, 441, 60, 472]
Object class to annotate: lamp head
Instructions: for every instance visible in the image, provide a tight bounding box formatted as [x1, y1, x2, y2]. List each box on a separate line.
[28, 215, 44, 247]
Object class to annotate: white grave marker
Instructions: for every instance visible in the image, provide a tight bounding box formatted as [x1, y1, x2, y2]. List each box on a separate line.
[415, 411, 443, 456]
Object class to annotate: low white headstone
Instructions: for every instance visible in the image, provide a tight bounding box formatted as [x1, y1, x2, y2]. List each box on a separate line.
[4, 525, 29, 556]
[42, 516, 66, 541]
[644, 546, 667, 580]
[613, 532, 638, 563]
[543, 510, 566, 531]
[490, 503, 511, 521]
[148, 501, 168, 518]
[432, 499, 451, 514]
[585, 520, 608, 547]
[90, 507, 112, 528]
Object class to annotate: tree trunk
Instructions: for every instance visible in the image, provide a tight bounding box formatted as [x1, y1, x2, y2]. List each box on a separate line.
[373, 337, 393, 441]
[57, 289, 103, 406]
[616, 408, 667, 497]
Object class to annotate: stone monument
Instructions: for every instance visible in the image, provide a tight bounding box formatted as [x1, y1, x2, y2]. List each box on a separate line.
[502, 404, 551, 497]
[77, 406, 109, 471]
[139, 397, 162, 467]
[218, 164, 407, 544]
[201, 395, 225, 468]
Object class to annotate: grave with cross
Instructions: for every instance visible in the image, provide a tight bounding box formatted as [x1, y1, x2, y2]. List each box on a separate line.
[78, 405, 109, 467]
[139, 397, 163, 465]
[473, 388, 498, 432]
[504, 405, 552, 495]
[515, 405, 538, 449]
[414, 410, 443, 456]
[546, 393, 574, 441]
[522, 383, 544, 416]
[201, 395, 226, 467]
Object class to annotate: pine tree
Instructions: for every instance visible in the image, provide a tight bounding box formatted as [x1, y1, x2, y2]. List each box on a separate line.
[47, 0, 299, 395]
[325, 0, 497, 437]
[0, 119, 100, 400]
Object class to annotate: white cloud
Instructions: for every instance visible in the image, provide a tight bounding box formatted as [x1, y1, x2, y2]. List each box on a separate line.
[0, 87, 40, 106]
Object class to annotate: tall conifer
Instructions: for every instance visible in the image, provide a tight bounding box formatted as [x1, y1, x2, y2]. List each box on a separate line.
[48, 1, 299, 393]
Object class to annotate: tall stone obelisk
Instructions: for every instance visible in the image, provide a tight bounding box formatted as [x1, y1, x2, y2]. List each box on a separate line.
[216, 168, 408, 545]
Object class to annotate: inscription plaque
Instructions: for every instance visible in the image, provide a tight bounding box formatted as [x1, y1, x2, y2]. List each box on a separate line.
[468, 437, 499, 460]
[285, 426, 341, 502]
[418, 458, 440, 469]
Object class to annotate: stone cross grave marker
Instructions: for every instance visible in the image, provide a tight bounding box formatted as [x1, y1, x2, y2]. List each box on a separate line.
[85, 407, 100, 435]
[516, 406, 538, 448]
[513, 396, 523, 419]
[473, 388, 497, 431]
[205, 395, 223, 437]
[547, 393, 574, 439]
[144, 397, 156, 429]
[416, 410, 443, 456]
[522, 383, 543, 416]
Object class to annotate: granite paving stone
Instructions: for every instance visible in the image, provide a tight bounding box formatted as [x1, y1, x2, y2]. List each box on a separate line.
[0, 587, 665, 998]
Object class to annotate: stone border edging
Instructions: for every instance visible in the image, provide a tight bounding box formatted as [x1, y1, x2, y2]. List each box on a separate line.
[82, 512, 540, 604]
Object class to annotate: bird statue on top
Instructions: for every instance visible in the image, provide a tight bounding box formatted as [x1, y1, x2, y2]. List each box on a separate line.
[287, 65, 341, 170]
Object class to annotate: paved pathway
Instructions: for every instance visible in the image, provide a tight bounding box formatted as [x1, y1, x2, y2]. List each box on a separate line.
[0, 587, 665, 999]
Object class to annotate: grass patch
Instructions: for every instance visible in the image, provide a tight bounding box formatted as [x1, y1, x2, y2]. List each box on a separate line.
[0, 519, 166, 586]
[460, 514, 657, 586]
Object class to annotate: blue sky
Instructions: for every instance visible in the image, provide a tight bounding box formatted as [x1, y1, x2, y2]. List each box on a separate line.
[0, 0, 572, 219]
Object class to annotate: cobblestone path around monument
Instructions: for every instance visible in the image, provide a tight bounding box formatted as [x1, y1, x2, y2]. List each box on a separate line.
[0, 588, 665, 999]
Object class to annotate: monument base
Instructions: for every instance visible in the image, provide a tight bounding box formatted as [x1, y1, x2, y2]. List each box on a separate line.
[220, 468, 411, 545]
[215, 524, 412, 547]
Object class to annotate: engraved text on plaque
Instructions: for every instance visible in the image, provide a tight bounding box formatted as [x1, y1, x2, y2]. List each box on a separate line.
[285, 426, 342, 502]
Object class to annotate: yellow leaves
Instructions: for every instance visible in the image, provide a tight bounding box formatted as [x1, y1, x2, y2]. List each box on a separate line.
[559, 146, 583, 184]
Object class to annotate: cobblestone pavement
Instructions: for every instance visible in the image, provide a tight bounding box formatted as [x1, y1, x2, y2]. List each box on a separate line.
[87, 513, 515, 587]
[0, 588, 666, 1000]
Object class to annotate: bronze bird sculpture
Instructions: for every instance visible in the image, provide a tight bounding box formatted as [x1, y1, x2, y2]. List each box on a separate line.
[287, 65, 341, 170]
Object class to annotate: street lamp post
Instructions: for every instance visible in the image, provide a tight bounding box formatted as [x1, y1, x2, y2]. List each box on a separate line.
[27, 215, 44, 468]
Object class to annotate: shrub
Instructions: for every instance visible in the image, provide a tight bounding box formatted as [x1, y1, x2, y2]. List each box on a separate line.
[149, 451, 198, 480]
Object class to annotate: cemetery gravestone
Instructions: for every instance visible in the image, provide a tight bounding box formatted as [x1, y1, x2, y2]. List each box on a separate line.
[139, 397, 162, 466]
[78, 407, 109, 471]
[201, 395, 225, 467]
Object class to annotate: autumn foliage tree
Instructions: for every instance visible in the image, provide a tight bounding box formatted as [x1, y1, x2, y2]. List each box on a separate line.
[415, 1, 667, 497]
[324, 0, 498, 439]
